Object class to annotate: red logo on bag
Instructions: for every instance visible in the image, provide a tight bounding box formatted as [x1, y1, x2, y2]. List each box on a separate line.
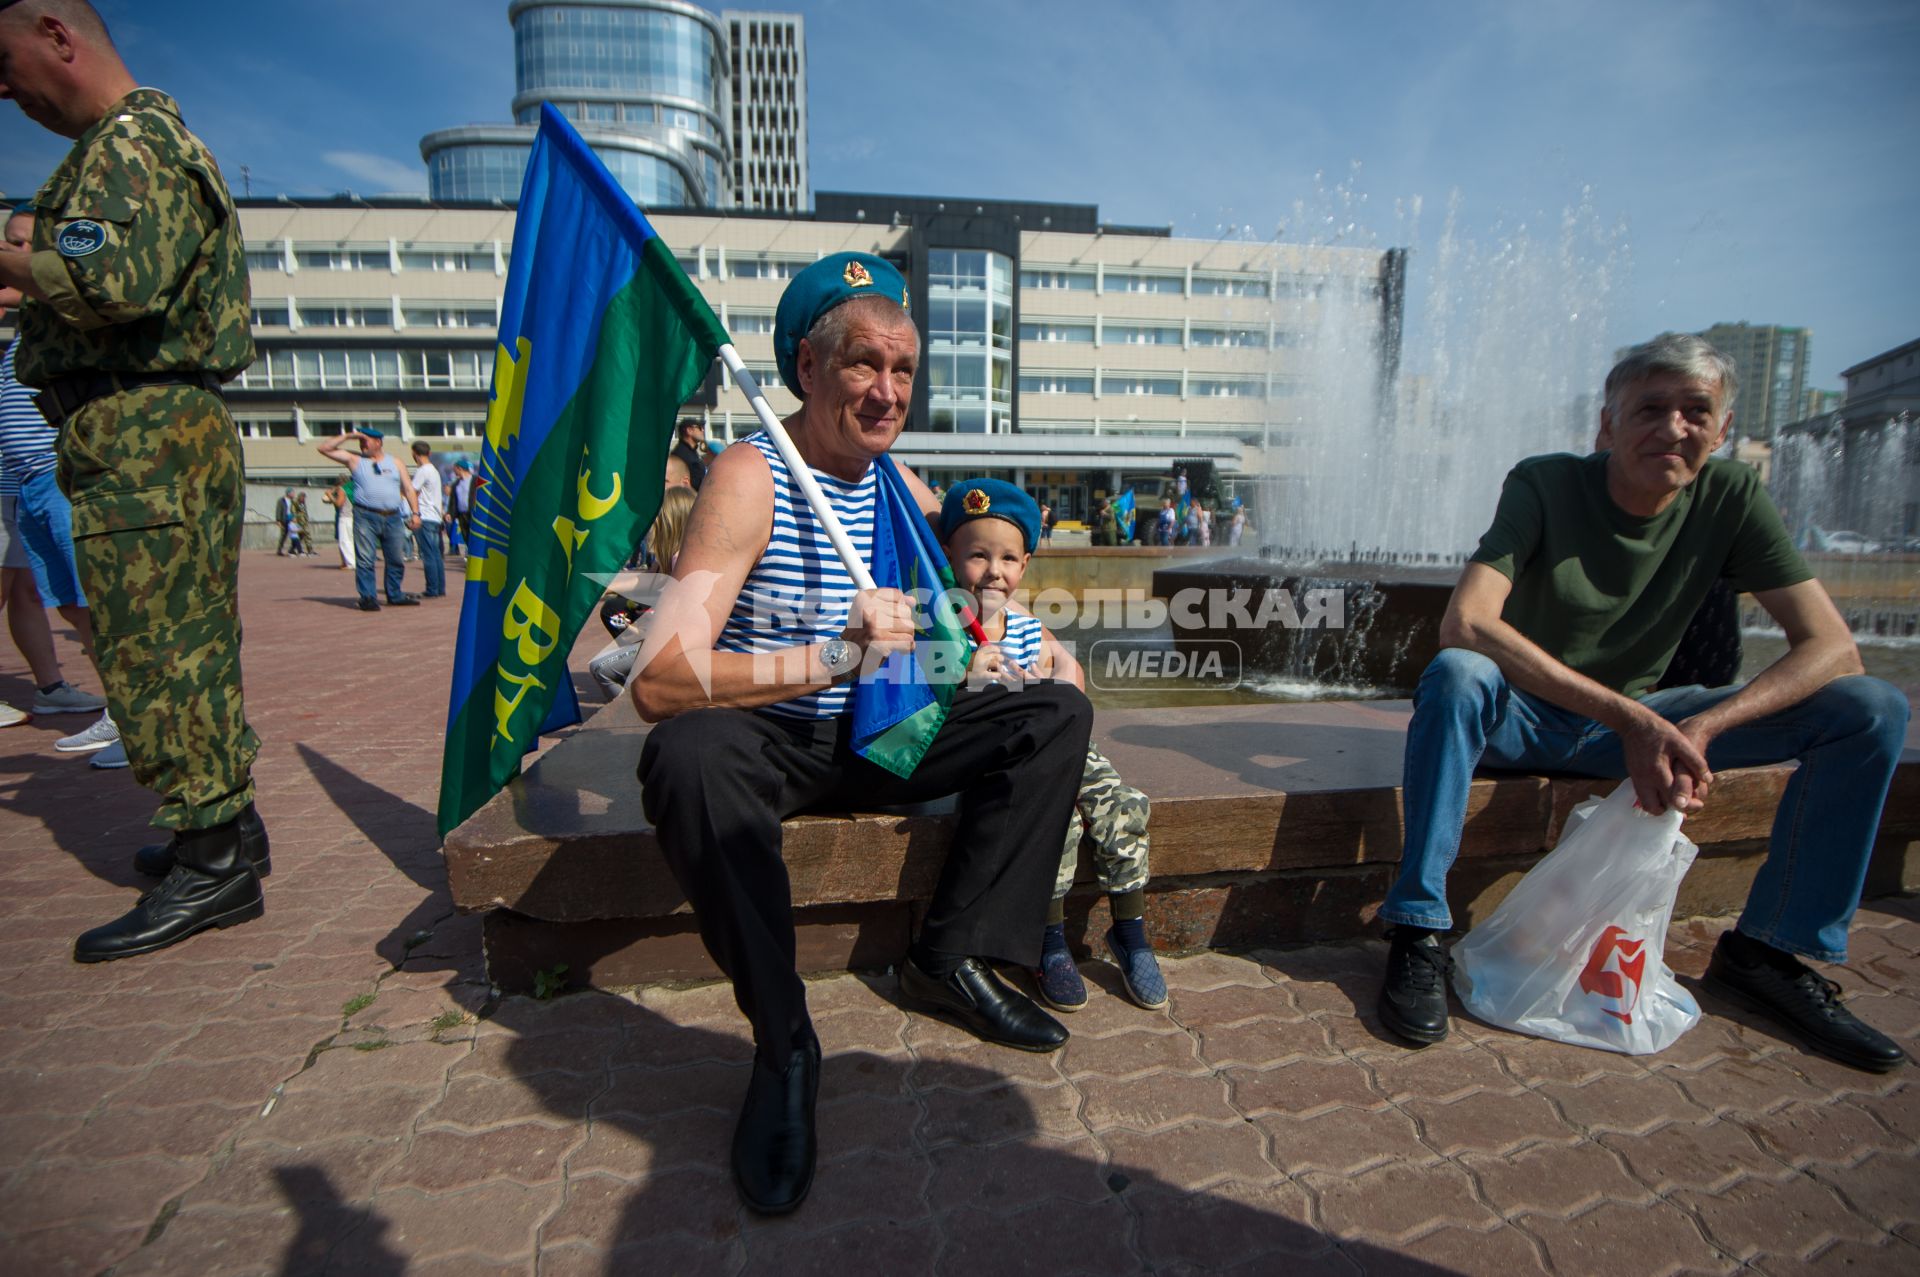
[1579, 926, 1648, 1024]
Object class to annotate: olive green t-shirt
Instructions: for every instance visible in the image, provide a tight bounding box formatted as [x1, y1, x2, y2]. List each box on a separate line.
[1469, 453, 1810, 698]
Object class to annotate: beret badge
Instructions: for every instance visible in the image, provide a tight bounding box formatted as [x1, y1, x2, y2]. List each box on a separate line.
[843, 260, 873, 289]
[963, 488, 992, 516]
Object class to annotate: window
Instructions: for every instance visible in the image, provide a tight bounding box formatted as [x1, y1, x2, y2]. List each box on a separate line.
[294, 245, 390, 271]
[1019, 321, 1094, 343]
[1105, 323, 1182, 346]
[408, 417, 484, 439]
[1192, 273, 1270, 298]
[1018, 372, 1094, 395]
[295, 301, 393, 329]
[1104, 271, 1183, 295]
[1189, 376, 1267, 399]
[728, 256, 808, 280]
[728, 311, 776, 334]
[398, 245, 495, 272]
[233, 416, 296, 439]
[1101, 373, 1181, 397]
[929, 250, 988, 290]
[1190, 325, 1268, 348]
[402, 303, 498, 329]
[250, 301, 290, 327]
[1020, 268, 1094, 292]
[245, 245, 286, 272]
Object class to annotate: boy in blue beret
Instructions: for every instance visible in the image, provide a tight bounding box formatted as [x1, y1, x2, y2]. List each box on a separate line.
[940, 479, 1166, 1011]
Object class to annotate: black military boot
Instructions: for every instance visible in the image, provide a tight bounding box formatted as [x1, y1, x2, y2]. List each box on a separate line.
[133, 803, 271, 878]
[75, 817, 265, 963]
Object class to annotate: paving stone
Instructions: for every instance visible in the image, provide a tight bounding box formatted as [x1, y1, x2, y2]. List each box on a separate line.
[910, 1037, 1067, 1091]
[918, 1078, 1085, 1147]
[1527, 1199, 1734, 1275]
[0, 1111, 83, 1172]
[795, 972, 900, 1019]
[1168, 981, 1305, 1027]
[1844, 1086, 1920, 1144]
[1193, 1015, 1343, 1068]
[593, 1060, 746, 1121]
[818, 1047, 912, 1104]
[1598, 1116, 1790, 1192]
[1162, 952, 1274, 993]
[1401, 1087, 1574, 1156]
[188, 1137, 408, 1212]
[743, 1215, 941, 1275]
[453, 1026, 620, 1078]
[566, 1107, 730, 1180]
[281, 1040, 465, 1095]
[1461, 1139, 1652, 1218]
[1367, 1039, 1524, 1102]
[542, 1168, 739, 1248]
[1079, 1070, 1239, 1133]
[924, 1135, 1112, 1211]
[50, 1098, 255, 1164]
[165, 1015, 338, 1064]
[542, 1236, 739, 1277]
[1223, 1058, 1383, 1118]
[378, 1121, 583, 1191]
[935, 1199, 1137, 1276]
[1741, 1099, 1912, 1168]
[774, 1151, 929, 1233]
[812, 1007, 909, 1056]
[423, 1070, 605, 1129]
[1131, 1179, 1322, 1268]
[1358, 1221, 1547, 1276]
[0, 1063, 141, 1116]
[1255, 1105, 1440, 1177]
[256, 1083, 438, 1146]
[3, 1154, 202, 1231]
[33, 1019, 200, 1070]
[1753, 1238, 1920, 1277]
[1672, 1174, 1883, 1262]
[1808, 1150, 1920, 1231]
[1303, 1159, 1496, 1243]
[1058, 1025, 1205, 1079]
[1100, 1120, 1276, 1192]
[363, 1181, 561, 1265]
[5, 1221, 149, 1277]
[1538, 1071, 1715, 1135]
[817, 1093, 925, 1164]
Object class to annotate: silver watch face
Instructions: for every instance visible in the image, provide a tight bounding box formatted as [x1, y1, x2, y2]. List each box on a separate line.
[822, 638, 851, 671]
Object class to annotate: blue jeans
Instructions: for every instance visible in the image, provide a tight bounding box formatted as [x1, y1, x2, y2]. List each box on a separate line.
[414, 521, 445, 596]
[15, 469, 87, 608]
[1380, 648, 1910, 962]
[353, 507, 408, 602]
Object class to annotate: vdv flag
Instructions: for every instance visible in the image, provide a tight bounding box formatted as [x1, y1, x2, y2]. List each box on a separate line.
[850, 456, 974, 778]
[438, 105, 728, 837]
[1113, 489, 1136, 544]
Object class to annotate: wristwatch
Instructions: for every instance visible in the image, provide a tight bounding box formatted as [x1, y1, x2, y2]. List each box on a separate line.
[819, 637, 857, 678]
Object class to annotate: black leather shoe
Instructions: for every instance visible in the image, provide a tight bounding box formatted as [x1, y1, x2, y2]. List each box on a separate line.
[1378, 926, 1452, 1046]
[387, 594, 420, 606]
[358, 597, 380, 612]
[134, 803, 272, 878]
[1702, 933, 1907, 1074]
[900, 957, 1068, 1052]
[731, 1037, 819, 1215]
[75, 817, 263, 963]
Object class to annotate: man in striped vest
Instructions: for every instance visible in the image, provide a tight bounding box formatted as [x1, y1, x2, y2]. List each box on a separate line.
[633, 253, 1094, 1216]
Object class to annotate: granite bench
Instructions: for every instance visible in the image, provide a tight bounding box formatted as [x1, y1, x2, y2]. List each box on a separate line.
[444, 694, 1920, 994]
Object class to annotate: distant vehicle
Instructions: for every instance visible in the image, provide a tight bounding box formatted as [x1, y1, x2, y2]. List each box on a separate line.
[1812, 530, 1883, 554]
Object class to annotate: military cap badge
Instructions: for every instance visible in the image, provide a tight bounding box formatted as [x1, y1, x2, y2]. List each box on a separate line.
[843, 260, 873, 289]
[963, 488, 992, 516]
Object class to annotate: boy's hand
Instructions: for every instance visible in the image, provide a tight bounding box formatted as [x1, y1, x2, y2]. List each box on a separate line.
[967, 642, 1034, 690]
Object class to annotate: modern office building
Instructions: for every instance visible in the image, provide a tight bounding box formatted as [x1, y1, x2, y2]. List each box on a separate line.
[226, 192, 1404, 526]
[1697, 322, 1811, 444]
[1772, 336, 1920, 546]
[725, 11, 807, 212]
[418, 0, 806, 213]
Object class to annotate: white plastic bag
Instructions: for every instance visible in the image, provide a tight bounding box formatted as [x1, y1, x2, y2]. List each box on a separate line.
[1451, 781, 1701, 1054]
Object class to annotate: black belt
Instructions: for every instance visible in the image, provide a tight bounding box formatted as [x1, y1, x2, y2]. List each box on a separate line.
[34, 370, 225, 428]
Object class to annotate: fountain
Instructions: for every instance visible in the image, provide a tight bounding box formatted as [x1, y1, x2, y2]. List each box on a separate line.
[1158, 185, 1628, 691]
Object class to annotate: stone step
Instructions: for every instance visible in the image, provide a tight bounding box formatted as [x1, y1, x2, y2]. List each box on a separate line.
[445, 694, 1920, 994]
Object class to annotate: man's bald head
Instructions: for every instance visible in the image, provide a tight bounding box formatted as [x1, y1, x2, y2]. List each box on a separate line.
[0, 0, 133, 138]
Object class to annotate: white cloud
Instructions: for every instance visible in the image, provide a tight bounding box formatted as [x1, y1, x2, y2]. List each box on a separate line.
[323, 150, 428, 195]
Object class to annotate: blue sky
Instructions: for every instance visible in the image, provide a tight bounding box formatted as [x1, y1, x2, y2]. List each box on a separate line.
[4, 0, 1914, 387]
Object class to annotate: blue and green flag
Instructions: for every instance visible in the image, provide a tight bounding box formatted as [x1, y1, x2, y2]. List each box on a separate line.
[850, 455, 974, 778]
[1113, 488, 1136, 543]
[438, 105, 727, 837]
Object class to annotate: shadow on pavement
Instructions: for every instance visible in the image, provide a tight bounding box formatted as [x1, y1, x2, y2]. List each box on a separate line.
[272, 1165, 409, 1275]
[488, 994, 1447, 1273]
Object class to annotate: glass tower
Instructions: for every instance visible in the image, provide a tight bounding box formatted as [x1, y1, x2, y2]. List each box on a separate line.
[421, 0, 733, 208]
[924, 249, 1014, 434]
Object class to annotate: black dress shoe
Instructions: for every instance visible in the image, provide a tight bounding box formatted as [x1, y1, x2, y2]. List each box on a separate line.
[732, 1037, 819, 1215]
[387, 594, 420, 606]
[1378, 926, 1452, 1046]
[135, 802, 272, 878]
[1702, 932, 1907, 1074]
[75, 818, 264, 963]
[900, 957, 1068, 1052]
[358, 597, 380, 612]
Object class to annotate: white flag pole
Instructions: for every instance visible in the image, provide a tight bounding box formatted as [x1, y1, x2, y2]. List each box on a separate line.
[716, 342, 878, 592]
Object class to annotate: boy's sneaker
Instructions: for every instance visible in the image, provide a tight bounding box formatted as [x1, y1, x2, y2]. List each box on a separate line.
[89, 740, 130, 769]
[1034, 948, 1087, 1011]
[0, 701, 26, 727]
[55, 711, 119, 753]
[1104, 921, 1168, 1009]
[31, 682, 107, 714]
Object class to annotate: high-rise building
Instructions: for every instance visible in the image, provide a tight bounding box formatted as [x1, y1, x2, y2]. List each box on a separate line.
[1697, 322, 1811, 444]
[725, 11, 808, 212]
[418, 0, 806, 213]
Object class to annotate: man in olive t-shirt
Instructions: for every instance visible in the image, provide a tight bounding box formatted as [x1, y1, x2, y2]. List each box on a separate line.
[1375, 334, 1909, 1074]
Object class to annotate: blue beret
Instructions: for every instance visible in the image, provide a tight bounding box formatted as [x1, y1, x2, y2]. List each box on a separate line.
[773, 252, 909, 397]
[940, 478, 1041, 553]
[359, 425, 384, 440]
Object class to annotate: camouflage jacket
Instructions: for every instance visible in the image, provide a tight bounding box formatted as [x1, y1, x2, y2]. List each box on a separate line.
[17, 88, 254, 389]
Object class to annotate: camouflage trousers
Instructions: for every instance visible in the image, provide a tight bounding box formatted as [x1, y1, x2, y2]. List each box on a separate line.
[57, 384, 259, 830]
[1056, 744, 1151, 899]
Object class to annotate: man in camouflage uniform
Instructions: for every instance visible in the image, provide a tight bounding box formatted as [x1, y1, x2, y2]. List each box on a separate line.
[0, 0, 270, 961]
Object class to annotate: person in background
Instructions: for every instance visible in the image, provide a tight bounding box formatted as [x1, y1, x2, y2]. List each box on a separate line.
[1228, 498, 1247, 547]
[273, 488, 295, 555]
[292, 491, 312, 556]
[317, 427, 420, 611]
[670, 417, 707, 490]
[447, 461, 472, 556]
[321, 480, 354, 570]
[408, 440, 445, 598]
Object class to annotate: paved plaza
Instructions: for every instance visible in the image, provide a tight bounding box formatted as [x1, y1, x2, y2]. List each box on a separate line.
[0, 553, 1916, 1275]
